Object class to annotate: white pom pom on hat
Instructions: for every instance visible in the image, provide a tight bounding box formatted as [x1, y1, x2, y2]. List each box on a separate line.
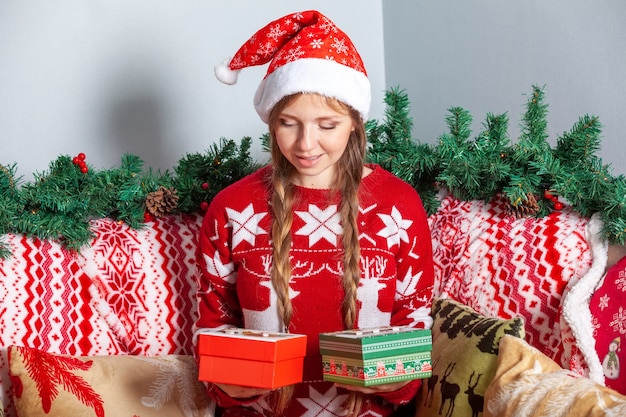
[214, 57, 240, 85]
[215, 10, 371, 124]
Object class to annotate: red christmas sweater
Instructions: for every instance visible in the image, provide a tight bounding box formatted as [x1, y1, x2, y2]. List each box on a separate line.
[195, 164, 434, 416]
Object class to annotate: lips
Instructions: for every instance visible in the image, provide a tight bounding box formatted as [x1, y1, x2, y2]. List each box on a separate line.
[296, 154, 322, 168]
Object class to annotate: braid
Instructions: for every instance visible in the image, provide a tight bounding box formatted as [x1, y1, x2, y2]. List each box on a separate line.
[339, 177, 361, 329]
[337, 121, 367, 330]
[270, 163, 294, 331]
[339, 171, 365, 417]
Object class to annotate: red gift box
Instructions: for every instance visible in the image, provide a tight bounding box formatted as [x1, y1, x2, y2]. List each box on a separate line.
[197, 328, 307, 389]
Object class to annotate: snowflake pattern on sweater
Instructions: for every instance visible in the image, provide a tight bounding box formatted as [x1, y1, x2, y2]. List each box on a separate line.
[195, 164, 434, 416]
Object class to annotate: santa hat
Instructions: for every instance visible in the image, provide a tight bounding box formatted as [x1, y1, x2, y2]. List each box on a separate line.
[215, 10, 371, 123]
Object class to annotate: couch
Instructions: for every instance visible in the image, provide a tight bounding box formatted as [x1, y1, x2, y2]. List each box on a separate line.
[2, 192, 626, 417]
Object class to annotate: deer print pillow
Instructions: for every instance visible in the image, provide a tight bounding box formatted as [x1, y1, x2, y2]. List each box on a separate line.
[8, 346, 214, 417]
[484, 335, 626, 416]
[415, 297, 525, 417]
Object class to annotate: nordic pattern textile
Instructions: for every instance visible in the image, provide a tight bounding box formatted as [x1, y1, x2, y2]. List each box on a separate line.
[428, 194, 593, 370]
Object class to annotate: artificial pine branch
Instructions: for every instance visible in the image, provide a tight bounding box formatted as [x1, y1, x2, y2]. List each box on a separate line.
[445, 107, 473, 143]
[504, 86, 553, 208]
[600, 175, 626, 243]
[551, 115, 607, 217]
[0, 164, 21, 257]
[15, 156, 96, 248]
[436, 110, 513, 201]
[173, 136, 260, 213]
[519, 86, 550, 148]
[365, 86, 441, 212]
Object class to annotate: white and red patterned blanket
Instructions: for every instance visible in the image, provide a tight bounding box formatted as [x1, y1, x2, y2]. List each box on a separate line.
[0, 214, 203, 416]
[428, 194, 605, 378]
[0, 195, 606, 416]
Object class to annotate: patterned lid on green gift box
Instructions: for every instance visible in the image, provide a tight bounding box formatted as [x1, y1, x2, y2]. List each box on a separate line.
[319, 326, 432, 360]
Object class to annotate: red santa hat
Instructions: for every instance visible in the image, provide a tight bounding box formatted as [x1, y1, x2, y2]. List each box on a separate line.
[215, 10, 371, 124]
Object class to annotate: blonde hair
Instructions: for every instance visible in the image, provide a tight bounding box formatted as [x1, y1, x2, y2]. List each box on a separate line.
[266, 93, 367, 415]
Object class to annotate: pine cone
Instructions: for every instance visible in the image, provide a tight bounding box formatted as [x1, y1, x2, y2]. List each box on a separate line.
[505, 193, 540, 219]
[145, 186, 179, 217]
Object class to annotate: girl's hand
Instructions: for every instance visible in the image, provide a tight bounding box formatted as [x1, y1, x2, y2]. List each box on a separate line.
[214, 383, 273, 399]
[334, 380, 411, 394]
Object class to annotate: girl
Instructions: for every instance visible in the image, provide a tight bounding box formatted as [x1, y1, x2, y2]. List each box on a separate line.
[194, 10, 434, 416]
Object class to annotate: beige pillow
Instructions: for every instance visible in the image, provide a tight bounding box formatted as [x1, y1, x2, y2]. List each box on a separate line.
[9, 345, 214, 417]
[484, 335, 626, 416]
[415, 297, 525, 417]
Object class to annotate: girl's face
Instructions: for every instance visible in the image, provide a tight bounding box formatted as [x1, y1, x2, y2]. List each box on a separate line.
[273, 94, 355, 189]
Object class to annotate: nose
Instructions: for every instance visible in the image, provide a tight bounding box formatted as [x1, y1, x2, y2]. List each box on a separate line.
[296, 125, 316, 151]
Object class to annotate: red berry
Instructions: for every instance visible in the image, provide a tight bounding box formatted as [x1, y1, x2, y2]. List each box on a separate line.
[554, 201, 564, 210]
[80, 166, 89, 174]
[543, 190, 554, 200]
[77, 152, 86, 161]
[200, 201, 209, 211]
[201, 182, 209, 190]
[144, 212, 154, 222]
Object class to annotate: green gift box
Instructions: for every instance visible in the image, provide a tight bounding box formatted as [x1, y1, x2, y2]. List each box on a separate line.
[319, 326, 432, 386]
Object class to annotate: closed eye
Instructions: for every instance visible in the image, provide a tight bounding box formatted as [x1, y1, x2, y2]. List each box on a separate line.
[279, 119, 297, 127]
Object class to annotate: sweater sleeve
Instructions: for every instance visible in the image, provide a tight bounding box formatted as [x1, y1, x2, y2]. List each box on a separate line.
[194, 196, 259, 408]
[375, 180, 434, 405]
[390, 187, 435, 330]
[194, 195, 244, 333]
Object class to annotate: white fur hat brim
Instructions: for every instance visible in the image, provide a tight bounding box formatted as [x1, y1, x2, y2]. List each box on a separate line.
[253, 58, 371, 124]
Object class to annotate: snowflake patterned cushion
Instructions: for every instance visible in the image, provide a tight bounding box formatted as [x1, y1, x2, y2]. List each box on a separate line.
[590, 254, 626, 395]
[8, 346, 214, 417]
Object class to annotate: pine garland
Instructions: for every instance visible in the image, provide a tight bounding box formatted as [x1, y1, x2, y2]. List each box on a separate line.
[0, 137, 260, 257]
[367, 85, 626, 246]
[1, 86, 625, 257]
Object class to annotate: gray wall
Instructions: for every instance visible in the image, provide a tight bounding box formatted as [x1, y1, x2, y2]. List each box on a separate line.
[3, 1, 624, 181]
[383, 0, 626, 175]
[1, 1, 386, 181]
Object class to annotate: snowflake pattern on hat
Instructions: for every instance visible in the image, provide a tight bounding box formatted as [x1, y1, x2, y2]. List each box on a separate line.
[215, 10, 371, 123]
[225, 11, 366, 77]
